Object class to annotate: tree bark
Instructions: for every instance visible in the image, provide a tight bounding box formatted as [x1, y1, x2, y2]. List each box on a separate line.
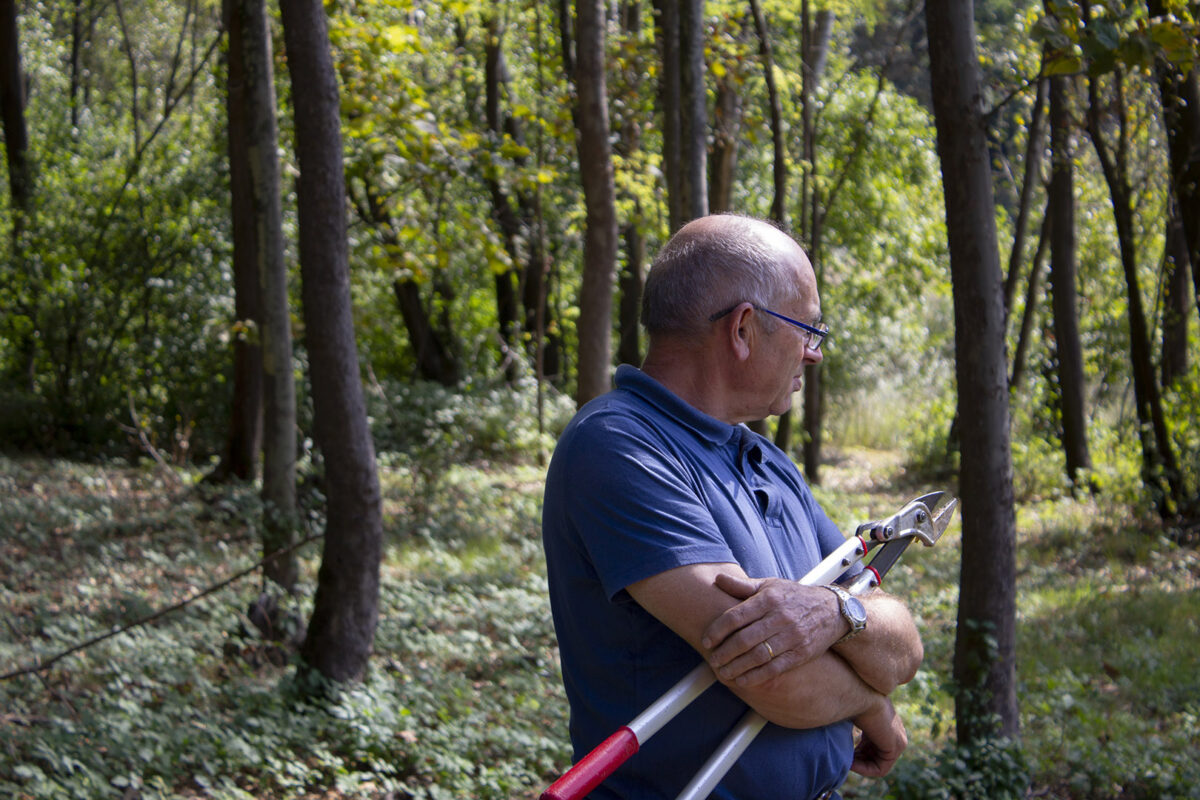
[654, 0, 707, 230]
[1161, 202, 1191, 388]
[616, 1, 645, 369]
[280, 0, 383, 684]
[572, 0, 620, 406]
[1086, 68, 1183, 517]
[652, 0, 682, 231]
[483, 15, 525, 383]
[618, 208, 645, 367]
[750, 0, 786, 227]
[795, 2, 835, 474]
[678, 0, 707, 223]
[210, 0, 264, 484]
[708, 77, 742, 214]
[236, 0, 298, 590]
[1046, 70, 1091, 487]
[1010, 205, 1051, 392]
[925, 0, 1021, 746]
[1147, 0, 1200, 326]
[1002, 77, 1047, 317]
[0, 0, 31, 244]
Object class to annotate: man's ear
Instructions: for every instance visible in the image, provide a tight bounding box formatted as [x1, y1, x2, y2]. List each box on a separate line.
[725, 303, 755, 362]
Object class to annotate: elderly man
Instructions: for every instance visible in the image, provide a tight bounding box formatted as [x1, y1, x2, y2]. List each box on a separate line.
[542, 214, 923, 800]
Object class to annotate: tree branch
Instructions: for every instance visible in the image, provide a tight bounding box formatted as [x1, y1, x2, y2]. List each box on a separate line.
[0, 532, 323, 682]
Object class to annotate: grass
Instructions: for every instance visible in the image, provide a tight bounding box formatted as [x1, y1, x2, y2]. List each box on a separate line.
[1, 450, 1198, 799]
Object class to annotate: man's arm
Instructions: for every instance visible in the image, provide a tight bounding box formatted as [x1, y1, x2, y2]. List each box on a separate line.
[627, 561, 893, 730]
[702, 573, 924, 695]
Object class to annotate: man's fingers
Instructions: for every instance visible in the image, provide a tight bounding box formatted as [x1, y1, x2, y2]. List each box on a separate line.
[713, 571, 763, 600]
[701, 574, 768, 650]
[850, 701, 907, 777]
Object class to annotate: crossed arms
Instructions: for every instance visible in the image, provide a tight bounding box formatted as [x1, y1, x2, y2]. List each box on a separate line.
[627, 560, 923, 777]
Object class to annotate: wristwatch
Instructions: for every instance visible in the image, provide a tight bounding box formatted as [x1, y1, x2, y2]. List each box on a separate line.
[823, 584, 867, 644]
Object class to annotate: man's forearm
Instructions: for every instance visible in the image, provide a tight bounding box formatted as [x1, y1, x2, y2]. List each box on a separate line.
[728, 649, 883, 730]
[833, 590, 923, 695]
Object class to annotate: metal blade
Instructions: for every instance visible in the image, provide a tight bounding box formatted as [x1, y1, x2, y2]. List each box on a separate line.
[922, 494, 958, 545]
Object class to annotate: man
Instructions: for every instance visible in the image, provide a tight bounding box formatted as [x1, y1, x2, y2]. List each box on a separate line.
[542, 214, 923, 799]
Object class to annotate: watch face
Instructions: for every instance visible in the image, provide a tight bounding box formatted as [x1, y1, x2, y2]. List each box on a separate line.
[846, 597, 868, 626]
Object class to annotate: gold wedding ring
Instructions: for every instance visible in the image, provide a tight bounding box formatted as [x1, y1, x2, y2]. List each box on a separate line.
[762, 640, 775, 660]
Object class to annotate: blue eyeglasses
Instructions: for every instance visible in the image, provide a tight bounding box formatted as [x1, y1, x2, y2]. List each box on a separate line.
[708, 304, 830, 351]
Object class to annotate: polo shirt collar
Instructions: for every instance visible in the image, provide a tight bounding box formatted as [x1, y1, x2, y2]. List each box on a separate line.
[614, 364, 756, 458]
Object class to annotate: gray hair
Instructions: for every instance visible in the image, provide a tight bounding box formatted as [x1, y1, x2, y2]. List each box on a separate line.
[641, 215, 802, 338]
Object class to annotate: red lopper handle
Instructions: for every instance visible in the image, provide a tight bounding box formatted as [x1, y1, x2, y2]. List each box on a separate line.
[540, 726, 640, 800]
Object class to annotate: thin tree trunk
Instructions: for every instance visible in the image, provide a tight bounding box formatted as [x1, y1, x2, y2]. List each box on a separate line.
[1046, 68, 1091, 486]
[1010, 204, 1051, 391]
[483, 15, 523, 383]
[1086, 68, 1183, 517]
[1003, 77, 1047, 317]
[750, 0, 786, 227]
[1147, 0, 1200, 327]
[708, 78, 742, 214]
[654, 0, 706, 229]
[238, 0, 298, 590]
[616, 1, 645, 368]
[0, 0, 31, 243]
[210, 0, 264, 483]
[793, 1, 834, 467]
[392, 278, 460, 386]
[572, 0, 619, 405]
[678, 0, 707, 223]
[618, 209, 645, 366]
[1161, 202, 1191, 388]
[280, 0, 383, 684]
[925, 0, 1021, 747]
[652, 0, 682, 231]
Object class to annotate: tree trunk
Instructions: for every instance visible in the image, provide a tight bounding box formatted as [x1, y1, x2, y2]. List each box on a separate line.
[652, 0, 682, 232]
[211, 0, 264, 484]
[616, 2, 645, 369]
[925, 0, 1021, 747]
[750, 0, 786, 227]
[708, 77, 741, 214]
[679, 0, 707, 223]
[237, 0, 298, 591]
[1002, 77, 1047, 317]
[483, 15, 524, 383]
[1161, 203, 1191, 388]
[279, 0, 383, 684]
[1086, 69, 1183, 517]
[392, 278, 460, 386]
[654, 0, 707, 230]
[618, 211, 645, 366]
[1147, 0, 1200, 326]
[1010, 205, 1051, 392]
[794, 2, 835, 471]
[0, 0, 31, 244]
[1046, 69, 1091, 486]
[572, 0, 619, 406]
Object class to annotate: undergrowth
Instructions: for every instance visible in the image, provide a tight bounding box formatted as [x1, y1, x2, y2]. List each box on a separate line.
[2, 449, 1198, 799]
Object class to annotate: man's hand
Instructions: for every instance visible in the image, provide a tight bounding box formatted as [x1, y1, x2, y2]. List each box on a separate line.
[851, 696, 908, 777]
[701, 572, 845, 687]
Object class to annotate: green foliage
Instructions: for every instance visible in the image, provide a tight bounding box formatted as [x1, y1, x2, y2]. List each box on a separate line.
[367, 374, 576, 464]
[0, 2, 232, 459]
[4, 453, 1200, 800]
[880, 735, 1030, 800]
[0, 455, 567, 800]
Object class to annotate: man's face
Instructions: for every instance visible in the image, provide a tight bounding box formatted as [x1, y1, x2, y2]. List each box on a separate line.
[750, 249, 824, 419]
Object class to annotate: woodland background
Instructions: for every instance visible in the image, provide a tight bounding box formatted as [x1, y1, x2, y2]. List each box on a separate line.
[1, 0, 1198, 798]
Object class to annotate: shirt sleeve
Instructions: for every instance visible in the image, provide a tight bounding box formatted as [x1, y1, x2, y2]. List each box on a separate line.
[556, 413, 736, 600]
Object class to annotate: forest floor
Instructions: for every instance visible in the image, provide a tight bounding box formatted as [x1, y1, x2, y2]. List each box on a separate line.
[1, 451, 1198, 799]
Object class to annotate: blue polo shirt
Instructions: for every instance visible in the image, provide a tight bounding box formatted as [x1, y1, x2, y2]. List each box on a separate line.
[542, 365, 856, 800]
